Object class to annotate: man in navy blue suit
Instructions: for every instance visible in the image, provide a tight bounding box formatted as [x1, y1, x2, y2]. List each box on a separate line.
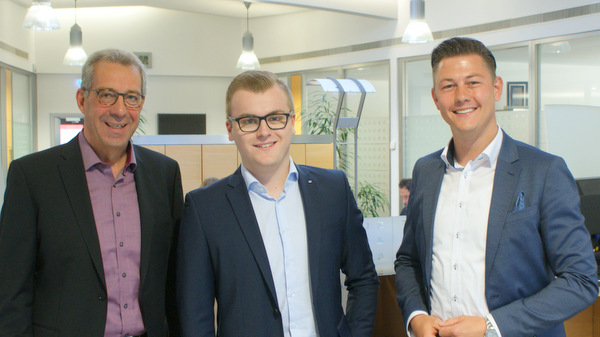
[177, 70, 379, 337]
[395, 37, 598, 337]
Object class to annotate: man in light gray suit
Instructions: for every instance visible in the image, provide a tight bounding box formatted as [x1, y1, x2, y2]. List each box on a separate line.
[395, 37, 598, 337]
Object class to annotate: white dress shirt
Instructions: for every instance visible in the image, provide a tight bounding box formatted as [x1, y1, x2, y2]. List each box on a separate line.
[407, 128, 504, 336]
[241, 160, 318, 337]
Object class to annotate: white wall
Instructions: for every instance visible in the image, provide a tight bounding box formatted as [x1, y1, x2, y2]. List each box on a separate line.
[2, 0, 600, 211]
[0, 0, 35, 71]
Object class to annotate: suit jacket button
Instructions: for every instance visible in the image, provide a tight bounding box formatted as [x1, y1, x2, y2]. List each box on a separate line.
[273, 308, 280, 318]
[98, 294, 105, 301]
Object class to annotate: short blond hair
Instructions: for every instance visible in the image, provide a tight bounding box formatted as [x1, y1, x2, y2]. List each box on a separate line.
[225, 70, 294, 117]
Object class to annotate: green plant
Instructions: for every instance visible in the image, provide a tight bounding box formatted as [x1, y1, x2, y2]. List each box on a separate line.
[135, 113, 148, 135]
[303, 92, 388, 217]
[304, 93, 354, 171]
[357, 182, 387, 218]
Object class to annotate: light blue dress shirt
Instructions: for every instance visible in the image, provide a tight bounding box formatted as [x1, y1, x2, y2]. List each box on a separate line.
[241, 159, 318, 337]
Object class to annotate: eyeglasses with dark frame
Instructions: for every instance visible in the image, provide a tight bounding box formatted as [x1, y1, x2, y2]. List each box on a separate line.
[228, 113, 293, 132]
[86, 88, 145, 108]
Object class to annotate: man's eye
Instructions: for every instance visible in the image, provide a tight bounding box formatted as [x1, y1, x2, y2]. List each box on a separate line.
[267, 115, 281, 122]
[242, 118, 258, 125]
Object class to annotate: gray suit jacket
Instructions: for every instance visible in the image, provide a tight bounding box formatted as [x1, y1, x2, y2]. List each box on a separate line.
[395, 131, 598, 337]
[0, 136, 183, 336]
[177, 165, 379, 337]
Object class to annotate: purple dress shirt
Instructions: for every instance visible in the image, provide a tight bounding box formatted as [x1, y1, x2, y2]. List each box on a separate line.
[78, 132, 145, 337]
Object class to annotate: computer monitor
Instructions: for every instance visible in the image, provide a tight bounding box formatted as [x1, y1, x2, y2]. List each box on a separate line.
[576, 178, 600, 195]
[581, 194, 600, 235]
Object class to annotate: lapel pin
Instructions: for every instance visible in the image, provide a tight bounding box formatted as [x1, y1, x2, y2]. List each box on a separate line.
[308, 179, 313, 184]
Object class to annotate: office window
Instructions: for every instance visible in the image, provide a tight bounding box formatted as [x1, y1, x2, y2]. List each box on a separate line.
[539, 35, 600, 151]
[402, 58, 449, 178]
[1, 65, 36, 169]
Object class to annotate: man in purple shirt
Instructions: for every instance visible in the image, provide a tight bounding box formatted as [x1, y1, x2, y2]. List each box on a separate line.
[0, 49, 183, 337]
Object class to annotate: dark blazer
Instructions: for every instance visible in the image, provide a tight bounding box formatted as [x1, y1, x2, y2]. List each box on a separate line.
[395, 131, 599, 337]
[0, 136, 183, 337]
[177, 165, 379, 337]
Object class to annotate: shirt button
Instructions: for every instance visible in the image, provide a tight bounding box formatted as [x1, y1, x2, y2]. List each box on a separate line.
[122, 273, 126, 278]
[120, 242, 124, 247]
[453, 295, 457, 302]
[124, 304, 128, 309]
[116, 211, 121, 216]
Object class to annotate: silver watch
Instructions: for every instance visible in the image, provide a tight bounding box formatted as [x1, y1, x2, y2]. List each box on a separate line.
[484, 317, 499, 337]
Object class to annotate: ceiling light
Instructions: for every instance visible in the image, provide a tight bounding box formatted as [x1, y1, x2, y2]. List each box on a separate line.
[401, 0, 433, 44]
[541, 41, 572, 54]
[23, 0, 60, 31]
[63, 0, 87, 66]
[236, 1, 260, 70]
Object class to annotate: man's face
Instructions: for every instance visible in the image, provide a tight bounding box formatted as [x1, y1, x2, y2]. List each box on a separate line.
[226, 85, 295, 177]
[431, 54, 502, 142]
[76, 61, 144, 160]
[400, 187, 410, 207]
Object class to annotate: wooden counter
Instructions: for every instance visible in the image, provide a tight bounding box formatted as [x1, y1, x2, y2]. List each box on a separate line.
[373, 275, 600, 337]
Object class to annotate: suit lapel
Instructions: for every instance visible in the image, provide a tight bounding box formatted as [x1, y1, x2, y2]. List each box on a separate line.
[134, 149, 155, 285]
[485, 133, 521, 281]
[58, 137, 106, 287]
[226, 169, 279, 307]
[296, 166, 321, 299]
[422, 158, 446, 285]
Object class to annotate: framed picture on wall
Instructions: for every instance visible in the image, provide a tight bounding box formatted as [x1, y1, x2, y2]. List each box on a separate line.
[507, 81, 528, 108]
[134, 52, 152, 69]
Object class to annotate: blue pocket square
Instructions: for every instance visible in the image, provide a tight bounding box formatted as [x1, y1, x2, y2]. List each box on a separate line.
[514, 192, 525, 211]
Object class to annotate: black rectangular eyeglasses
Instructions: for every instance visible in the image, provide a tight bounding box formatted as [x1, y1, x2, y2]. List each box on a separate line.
[228, 113, 292, 132]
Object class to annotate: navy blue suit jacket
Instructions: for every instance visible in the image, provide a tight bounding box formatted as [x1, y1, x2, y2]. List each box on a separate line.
[177, 165, 379, 337]
[395, 132, 598, 337]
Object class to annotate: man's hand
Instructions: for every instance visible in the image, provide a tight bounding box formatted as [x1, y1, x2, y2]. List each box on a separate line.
[437, 315, 486, 337]
[410, 314, 443, 337]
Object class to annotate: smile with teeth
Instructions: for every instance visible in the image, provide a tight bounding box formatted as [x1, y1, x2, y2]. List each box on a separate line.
[255, 142, 276, 148]
[454, 108, 476, 114]
[106, 122, 126, 129]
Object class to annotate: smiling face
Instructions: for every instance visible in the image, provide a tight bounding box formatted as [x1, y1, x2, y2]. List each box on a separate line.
[432, 53, 502, 144]
[77, 61, 144, 162]
[226, 85, 295, 179]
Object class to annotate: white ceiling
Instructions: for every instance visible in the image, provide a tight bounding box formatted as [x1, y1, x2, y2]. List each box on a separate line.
[15, 0, 398, 19]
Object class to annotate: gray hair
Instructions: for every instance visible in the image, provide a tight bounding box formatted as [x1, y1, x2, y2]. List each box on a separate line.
[81, 49, 147, 95]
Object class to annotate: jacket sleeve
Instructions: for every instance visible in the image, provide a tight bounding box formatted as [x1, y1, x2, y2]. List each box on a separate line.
[0, 160, 37, 336]
[490, 157, 599, 336]
[394, 159, 430, 327]
[177, 193, 216, 337]
[341, 172, 380, 337]
[166, 162, 183, 336]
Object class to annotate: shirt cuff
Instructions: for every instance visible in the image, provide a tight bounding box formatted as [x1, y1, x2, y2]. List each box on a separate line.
[406, 310, 429, 337]
[485, 313, 503, 337]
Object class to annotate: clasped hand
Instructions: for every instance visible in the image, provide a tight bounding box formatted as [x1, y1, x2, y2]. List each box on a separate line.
[411, 314, 486, 337]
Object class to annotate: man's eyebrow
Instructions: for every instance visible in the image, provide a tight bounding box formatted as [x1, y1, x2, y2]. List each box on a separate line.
[238, 110, 289, 117]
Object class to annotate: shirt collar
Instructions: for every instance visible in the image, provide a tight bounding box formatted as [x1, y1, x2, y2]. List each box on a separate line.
[241, 157, 298, 195]
[78, 131, 137, 174]
[441, 127, 503, 170]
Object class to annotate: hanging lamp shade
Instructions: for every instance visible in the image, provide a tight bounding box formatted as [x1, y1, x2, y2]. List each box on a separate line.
[401, 0, 433, 44]
[23, 0, 60, 31]
[236, 1, 260, 70]
[63, 0, 87, 66]
[63, 23, 87, 66]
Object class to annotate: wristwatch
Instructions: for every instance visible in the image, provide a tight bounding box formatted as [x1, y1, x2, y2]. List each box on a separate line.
[484, 317, 499, 337]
